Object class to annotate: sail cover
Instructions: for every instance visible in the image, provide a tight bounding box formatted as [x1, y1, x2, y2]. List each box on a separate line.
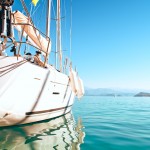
[12, 11, 51, 55]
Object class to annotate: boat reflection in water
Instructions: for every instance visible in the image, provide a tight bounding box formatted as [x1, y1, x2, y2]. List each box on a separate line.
[0, 112, 85, 150]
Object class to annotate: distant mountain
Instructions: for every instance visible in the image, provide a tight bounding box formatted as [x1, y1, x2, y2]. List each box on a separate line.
[84, 87, 150, 97]
[134, 92, 150, 97]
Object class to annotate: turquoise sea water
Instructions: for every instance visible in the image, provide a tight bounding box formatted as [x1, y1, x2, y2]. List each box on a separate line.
[73, 96, 150, 150]
[1, 96, 150, 150]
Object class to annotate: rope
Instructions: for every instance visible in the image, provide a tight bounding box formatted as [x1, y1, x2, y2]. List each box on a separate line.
[0, 60, 27, 77]
[0, 60, 25, 69]
[20, 0, 33, 24]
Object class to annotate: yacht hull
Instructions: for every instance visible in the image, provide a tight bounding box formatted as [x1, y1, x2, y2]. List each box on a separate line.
[0, 56, 75, 126]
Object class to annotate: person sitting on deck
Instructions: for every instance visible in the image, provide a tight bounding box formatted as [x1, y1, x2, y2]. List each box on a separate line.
[34, 51, 44, 66]
[0, 42, 3, 56]
[24, 52, 33, 61]
[0, 41, 7, 56]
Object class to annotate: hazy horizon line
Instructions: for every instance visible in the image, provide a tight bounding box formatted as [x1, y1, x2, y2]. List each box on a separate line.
[85, 86, 150, 91]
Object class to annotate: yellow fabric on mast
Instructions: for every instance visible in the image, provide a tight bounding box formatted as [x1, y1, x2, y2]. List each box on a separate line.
[32, 0, 39, 6]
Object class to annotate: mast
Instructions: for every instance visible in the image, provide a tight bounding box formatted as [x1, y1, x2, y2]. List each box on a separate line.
[56, 0, 62, 72]
[46, 0, 51, 37]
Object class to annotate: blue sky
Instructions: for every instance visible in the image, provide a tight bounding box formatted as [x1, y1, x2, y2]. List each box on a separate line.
[71, 0, 150, 89]
[13, 0, 150, 90]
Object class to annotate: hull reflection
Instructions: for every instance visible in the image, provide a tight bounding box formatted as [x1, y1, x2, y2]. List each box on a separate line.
[0, 112, 85, 150]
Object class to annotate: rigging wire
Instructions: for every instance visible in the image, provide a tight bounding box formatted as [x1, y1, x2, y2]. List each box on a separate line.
[31, 4, 41, 20]
[33, 4, 41, 26]
[63, 0, 67, 54]
[52, 0, 56, 19]
[30, 2, 33, 17]
[37, 0, 46, 27]
[50, 0, 57, 66]
[62, 0, 69, 70]
[70, 0, 72, 59]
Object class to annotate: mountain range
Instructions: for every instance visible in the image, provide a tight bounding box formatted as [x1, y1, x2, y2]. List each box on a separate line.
[84, 87, 150, 97]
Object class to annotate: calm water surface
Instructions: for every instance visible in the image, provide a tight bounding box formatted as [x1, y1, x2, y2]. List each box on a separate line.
[1, 96, 150, 150]
[73, 96, 150, 150]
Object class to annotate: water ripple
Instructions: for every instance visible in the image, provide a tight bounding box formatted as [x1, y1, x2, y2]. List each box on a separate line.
[73, 96, 150, 150]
